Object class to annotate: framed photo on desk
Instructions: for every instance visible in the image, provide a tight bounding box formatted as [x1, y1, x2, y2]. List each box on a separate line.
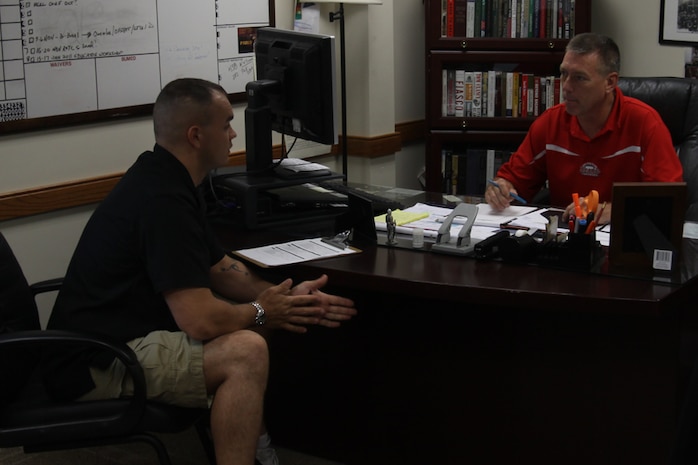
[608, 182, 687, 272]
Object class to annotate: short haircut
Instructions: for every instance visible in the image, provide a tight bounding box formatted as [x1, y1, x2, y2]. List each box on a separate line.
[153, 78, 228, 142]
[566, 32, 621, 75]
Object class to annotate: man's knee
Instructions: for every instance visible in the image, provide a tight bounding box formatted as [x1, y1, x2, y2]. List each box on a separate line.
[204, 330, 269, 385]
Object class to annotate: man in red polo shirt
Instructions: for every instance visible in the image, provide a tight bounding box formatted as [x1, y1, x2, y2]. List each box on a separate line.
[485, 32, 683, 225]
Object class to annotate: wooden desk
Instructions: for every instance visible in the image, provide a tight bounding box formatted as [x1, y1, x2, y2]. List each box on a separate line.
[216, 225, 698, 465]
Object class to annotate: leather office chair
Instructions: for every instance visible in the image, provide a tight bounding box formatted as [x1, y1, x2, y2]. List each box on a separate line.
[0, 231, 216, 465]
[617, 77, 698, 221]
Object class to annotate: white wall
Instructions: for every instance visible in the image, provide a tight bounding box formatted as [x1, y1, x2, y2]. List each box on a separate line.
[393, 0, 427, 190]
[0, 0, 692, 321]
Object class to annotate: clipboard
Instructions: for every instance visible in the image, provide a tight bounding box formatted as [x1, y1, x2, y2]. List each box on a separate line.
[232, 238, 361, 268]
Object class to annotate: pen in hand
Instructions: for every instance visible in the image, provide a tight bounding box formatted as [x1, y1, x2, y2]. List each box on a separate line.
[487, 179, 527, 204]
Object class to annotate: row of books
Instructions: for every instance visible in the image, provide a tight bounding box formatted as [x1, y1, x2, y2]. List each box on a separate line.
[442, 148, 512, 195]
[442, 69, 562, 118]
[441, 0, 576, 39]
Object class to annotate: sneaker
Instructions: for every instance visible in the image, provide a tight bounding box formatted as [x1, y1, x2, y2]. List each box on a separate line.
[256, 444, 280, 465]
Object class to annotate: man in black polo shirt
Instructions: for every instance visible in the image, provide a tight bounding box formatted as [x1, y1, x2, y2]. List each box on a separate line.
[45, 78, 357, 465]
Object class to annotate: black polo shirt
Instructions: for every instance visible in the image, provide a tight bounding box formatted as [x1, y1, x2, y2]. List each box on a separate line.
[45, 144, 225, 399]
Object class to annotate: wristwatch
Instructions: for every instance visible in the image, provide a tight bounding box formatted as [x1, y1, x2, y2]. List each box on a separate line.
[251, 301, 266, 326]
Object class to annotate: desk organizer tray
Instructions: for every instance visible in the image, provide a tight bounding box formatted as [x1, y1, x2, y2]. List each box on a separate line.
[499, 232, 605, 271]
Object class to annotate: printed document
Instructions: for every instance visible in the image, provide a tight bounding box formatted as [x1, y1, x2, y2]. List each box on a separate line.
[233, 238, 359, 267]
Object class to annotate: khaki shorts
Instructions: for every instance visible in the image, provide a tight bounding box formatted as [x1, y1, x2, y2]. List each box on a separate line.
[79, 330, 210, 409]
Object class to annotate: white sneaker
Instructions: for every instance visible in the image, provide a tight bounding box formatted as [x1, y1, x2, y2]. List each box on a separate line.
[256, 433, 280, 465]
[256, 444, 280, 465]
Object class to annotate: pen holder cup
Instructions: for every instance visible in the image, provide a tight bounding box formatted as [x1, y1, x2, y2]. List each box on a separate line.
[536, 232, 604, 271]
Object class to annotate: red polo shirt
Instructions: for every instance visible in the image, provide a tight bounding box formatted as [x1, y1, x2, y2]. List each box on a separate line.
[497, 86, 684, 207]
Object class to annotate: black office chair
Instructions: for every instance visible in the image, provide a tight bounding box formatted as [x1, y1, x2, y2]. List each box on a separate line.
[617, 77, 698, 220]
[0, 231, 216, 465]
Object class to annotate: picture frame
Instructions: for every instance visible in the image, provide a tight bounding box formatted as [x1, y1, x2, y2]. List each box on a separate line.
[660, 0, 698, 46]
[608, 182, 687, 274]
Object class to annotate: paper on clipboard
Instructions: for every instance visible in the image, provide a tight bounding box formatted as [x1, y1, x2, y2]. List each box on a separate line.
[233, 238, 360, 267]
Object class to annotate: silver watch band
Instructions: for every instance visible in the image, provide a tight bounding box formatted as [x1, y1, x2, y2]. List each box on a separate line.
[251, 301, 266, 326]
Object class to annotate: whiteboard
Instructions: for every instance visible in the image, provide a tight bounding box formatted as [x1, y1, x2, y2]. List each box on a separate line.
[0, 0, 272, 130]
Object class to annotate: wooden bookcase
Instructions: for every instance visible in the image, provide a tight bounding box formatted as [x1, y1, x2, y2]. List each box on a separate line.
[424, 0, 591, 194]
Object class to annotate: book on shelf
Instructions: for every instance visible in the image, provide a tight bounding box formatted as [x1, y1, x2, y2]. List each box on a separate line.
[487, 70, 497, 117]
[473, 0, 482, 37]
[472, 71, 483, 117]
[485, 149, 496, 183]
[513, 72, 520, 117]
[441, 0, 447, 36]
[546, 0, 554, 38]
[446, 68, 456, 116]
[454, 0, 467, 36]
[442, 69, 448, 117]
[466, 0, 476, 37]
[441, 67, 564, 118]
[533, 75, 541, 116]
[520, 73, 529, 117]
[454, 69, 465, 117]
[495, 70, 503, 117]
[446, 0, 455, 36]
[442, 147, 453, 193]
[451, 150, 460, 194]
[441, 0, 576, 39]
[464, 71, 474, 116]
[505, 72, 513, 117]
[439, 148, 515, 196]
[482, 71, 489, 116]
[480, 0, 488, 36]
[520, 0, 528, 37]
[525, 73, 534, 116]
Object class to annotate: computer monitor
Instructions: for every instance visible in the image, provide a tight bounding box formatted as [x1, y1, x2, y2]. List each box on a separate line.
[245, 27, 338, 174]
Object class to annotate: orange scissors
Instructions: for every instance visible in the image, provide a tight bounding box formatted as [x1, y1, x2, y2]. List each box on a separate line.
[584, 189, 599, 219]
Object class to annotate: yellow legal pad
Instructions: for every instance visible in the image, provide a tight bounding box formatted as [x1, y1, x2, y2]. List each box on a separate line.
[374, 210, 429, 226]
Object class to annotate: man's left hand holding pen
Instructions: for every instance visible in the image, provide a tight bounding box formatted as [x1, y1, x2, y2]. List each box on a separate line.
[485, 177, 526, 211]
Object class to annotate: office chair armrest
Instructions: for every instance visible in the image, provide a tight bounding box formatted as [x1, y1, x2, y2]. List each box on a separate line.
[29, 277, 63, 296]
[0, 329, 147, 405]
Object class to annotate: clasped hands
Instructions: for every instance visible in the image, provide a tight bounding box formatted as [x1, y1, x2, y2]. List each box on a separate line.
[255, 274, 357, 333]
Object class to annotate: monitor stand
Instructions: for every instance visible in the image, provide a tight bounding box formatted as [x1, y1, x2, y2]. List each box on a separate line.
[212, 169, 344, 229]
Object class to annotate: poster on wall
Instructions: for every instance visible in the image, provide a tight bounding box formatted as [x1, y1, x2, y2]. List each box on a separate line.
[294, 1, 321, 33]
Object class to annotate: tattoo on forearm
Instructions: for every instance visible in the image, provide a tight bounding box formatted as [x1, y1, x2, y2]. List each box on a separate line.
[220, 261, 249, 275]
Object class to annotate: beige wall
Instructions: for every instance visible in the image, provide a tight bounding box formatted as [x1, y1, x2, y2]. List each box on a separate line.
[0, 0, 691, 323]
[592, 0, 686, 78]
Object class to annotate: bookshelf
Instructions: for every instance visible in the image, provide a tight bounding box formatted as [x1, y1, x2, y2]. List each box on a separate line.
[424, 0, 591, 194]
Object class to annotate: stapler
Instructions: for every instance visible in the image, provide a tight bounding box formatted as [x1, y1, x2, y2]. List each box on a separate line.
[473, 230, 511, 259]
[431, 203, 479, 256]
